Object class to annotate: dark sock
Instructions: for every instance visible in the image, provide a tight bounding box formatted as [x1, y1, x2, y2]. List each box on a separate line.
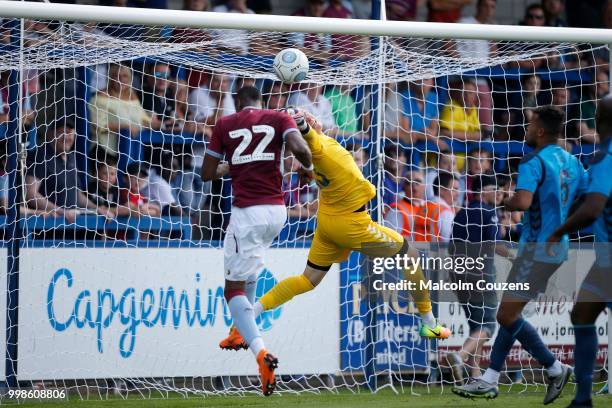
[513, 318, 556, 369]
[573, 325, 597, 404]
[489, 319, 522, 372]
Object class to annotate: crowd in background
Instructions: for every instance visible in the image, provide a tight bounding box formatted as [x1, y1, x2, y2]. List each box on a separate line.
[0, 0, 607, 244]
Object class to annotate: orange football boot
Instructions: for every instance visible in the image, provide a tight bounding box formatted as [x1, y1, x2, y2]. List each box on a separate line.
[219, 327, 248, 351]
[256, 349, 278, 396]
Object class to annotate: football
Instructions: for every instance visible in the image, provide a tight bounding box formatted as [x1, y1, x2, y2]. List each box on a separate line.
[273, 48, 309, 84]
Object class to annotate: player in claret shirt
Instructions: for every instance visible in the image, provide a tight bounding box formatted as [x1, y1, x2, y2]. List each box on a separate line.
[201, 86, 313, 396]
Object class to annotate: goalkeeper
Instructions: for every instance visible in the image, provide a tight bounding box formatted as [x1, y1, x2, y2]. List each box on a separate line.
[220, 108, 450, 351]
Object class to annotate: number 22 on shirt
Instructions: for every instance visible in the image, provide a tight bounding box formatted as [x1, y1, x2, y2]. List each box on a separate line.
[228, 125, 275, 165]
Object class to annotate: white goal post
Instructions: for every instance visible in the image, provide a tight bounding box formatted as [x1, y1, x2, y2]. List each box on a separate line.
[0, 1, 612, 43]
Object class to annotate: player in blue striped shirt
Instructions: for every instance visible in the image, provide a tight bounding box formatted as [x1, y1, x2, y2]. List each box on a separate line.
[547, 95, 612, 408]
[454, 106, 587, 403]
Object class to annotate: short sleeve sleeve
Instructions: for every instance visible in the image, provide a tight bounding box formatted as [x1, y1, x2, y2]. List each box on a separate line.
[206, 121, 225, 159]
[276, 112, 298, 140]
[516, 155, 543, 193]
[586, 155, 612, 197]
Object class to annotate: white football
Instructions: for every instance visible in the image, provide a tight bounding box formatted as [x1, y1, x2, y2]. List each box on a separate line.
[273, 48, 309, 84]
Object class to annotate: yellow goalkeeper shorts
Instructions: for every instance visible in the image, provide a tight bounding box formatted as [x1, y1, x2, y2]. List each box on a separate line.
[307, 210, 403, 267]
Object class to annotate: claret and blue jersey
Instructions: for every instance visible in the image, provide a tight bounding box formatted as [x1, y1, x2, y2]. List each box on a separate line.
[516, 143, 588, 263]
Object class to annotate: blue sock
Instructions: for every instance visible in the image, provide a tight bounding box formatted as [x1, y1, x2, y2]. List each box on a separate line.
[574, 325, 597, 403]
[516, 318, 556, 368]
[489, 319, 522, 372]
[513, 318, 556, 368]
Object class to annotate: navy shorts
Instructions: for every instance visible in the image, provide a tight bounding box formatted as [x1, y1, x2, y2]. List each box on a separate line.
[451, 270, 497, 335]
[578, 264, 612, 303]
[506, 250, 562, 300]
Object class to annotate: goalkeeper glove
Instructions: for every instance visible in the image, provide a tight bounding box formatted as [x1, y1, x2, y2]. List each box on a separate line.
[283, 106, 310, 134]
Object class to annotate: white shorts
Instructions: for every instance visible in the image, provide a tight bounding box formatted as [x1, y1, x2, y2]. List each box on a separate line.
[224, 204, 287, 281]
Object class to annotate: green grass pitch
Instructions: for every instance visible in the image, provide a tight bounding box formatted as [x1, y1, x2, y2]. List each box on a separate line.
[6, 388, 611, 408]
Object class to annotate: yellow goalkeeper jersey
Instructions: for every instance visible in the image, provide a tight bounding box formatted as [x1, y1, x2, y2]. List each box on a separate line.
[303, 127, 375, 215]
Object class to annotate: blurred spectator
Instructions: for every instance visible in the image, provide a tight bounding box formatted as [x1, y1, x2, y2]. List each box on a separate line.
[0, 71, 35, 130]
[211, 0, 254, 55]
[0, 140, 46, 217]
[323, 0, 368, 59]
[566, 0, 606, 28]
[511, 4, 548, 69]
[161, 153, 209, 216]
[25, 119, 114, 222]
[453, 0, 497, 60]
[352, 0, 373, 19]
[521, 74, 541, 123]
[520, 3, 546, 26]
[404, 78, 443, 147]
[346, 142, 369, 171]
[509, 74, 541, 140]
[127, 0, 168, 9]
[572, 70, 609, 144]
[288, 84, 336, 131]
[290, 0, 332, 62]
[452, 0, 496, 131]
[89, 63, 159, 154]
[140, 62, 193, 134]
[121, 162, 161, 217]
[324, 85, 359, 136]
[387, 0, 421, 20]
[146, 165, 178, 216]
[498, 175, 522, 241]
[448, 174, 504, 380]
[364, 83, 411, 143]
[605, 0, 612, 29]
[551, 86, 571, 139]
[172, 0, 211, 43]
[432, 171, 459, 242]
[465, 147, 493, 201]
[440, 78, 482, 141]
[382, 145, 407, 208]
[426, 151, 454, 199]
[188, 73, 235, 168]
[87, 151, 130, 217]
[542, 0, 566, 27]
[264, 82, 289, 110]
[427, 0, 472, 23]
[247, 0, 272, 14]
[188, 73, 236, 136]
[385, 168, 446, 242]
[99, 0, 145, 40]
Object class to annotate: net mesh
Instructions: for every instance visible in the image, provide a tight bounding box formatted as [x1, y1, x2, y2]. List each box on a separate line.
[0, 15, 608, 399]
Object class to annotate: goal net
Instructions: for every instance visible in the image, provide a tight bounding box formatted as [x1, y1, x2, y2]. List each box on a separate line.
[0, 7, 608, 399]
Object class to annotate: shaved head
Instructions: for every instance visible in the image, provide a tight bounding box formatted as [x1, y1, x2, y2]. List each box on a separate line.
[596, 94, 612, 142]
